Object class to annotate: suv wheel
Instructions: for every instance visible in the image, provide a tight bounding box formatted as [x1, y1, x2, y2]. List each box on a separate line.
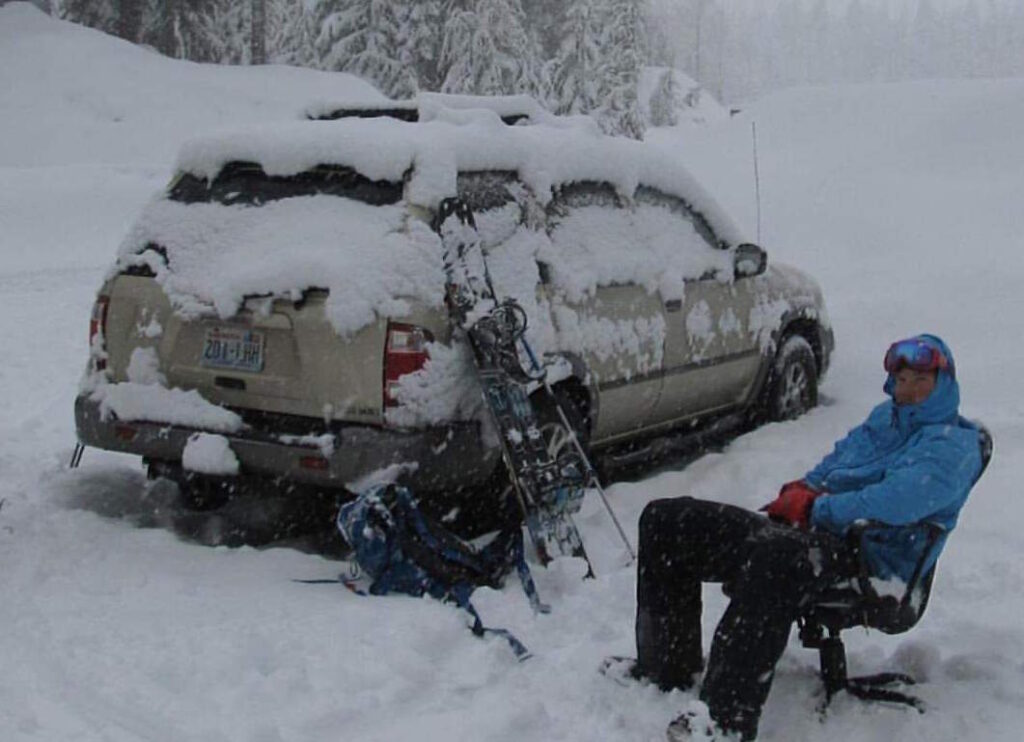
[767, 335, 818, 421]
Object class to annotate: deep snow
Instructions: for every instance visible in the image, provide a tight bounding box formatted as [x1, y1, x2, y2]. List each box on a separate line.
[3, 4, 1024, 741]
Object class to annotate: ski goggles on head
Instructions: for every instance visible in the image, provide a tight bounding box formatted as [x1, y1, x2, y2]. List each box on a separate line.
[883, 337, 949, 374]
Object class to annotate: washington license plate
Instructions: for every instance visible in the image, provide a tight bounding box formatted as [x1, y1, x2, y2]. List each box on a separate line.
[200, 326, 265, 373]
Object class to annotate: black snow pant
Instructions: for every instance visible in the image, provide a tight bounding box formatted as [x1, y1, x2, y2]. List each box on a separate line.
[636, 497, 859, 740]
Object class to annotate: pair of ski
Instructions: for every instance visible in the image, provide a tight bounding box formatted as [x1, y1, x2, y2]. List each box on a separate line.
[435, 198, 634, 577]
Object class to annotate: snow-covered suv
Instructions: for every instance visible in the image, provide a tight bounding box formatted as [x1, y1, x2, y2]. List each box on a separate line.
[75, 105, 832, 508]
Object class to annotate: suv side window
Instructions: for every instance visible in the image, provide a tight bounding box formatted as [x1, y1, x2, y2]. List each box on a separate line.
[633, 186, 732, 282]
[634, 186, 724, 251]
[543, 181, 630, 292]
[548, 181, 623, 215]
[456, 170, 527, 249]
[168, 162, 404, 206]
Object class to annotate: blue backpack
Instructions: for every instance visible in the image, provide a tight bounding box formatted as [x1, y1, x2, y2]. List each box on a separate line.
[336, 484, 548, 660]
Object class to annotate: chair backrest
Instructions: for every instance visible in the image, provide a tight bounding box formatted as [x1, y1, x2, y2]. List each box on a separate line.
[804, 421, 992, 637]
[976, 421, 994, 479]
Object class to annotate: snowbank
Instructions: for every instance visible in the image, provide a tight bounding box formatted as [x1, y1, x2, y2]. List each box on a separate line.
[0, 3, 385, 169]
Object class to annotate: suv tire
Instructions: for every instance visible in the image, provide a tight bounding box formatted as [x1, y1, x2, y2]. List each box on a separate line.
[766, 335, 818, 421]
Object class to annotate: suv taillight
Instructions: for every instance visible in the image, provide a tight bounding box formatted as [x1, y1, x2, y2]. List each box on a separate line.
[384, 321, 433, 408]
[89, 295, 110, 370]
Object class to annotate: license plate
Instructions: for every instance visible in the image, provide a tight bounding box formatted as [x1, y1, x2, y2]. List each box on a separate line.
[200, 326, 265, 373]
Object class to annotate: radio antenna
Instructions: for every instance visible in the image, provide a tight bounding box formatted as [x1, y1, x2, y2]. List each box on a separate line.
[752, 121, 762, 243]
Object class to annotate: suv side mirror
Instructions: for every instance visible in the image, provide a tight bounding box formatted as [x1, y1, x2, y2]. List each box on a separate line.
[734, 243, 767, 278]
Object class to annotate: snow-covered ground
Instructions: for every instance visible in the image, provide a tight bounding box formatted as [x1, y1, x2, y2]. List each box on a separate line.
[3, 4, 1024, 740]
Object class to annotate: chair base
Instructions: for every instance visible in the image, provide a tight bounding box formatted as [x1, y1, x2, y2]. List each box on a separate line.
[842, 673, 925, 712]
[817, 636, 925, 712]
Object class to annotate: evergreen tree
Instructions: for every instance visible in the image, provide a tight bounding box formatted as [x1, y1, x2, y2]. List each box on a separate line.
[251, 0, 266, 64]
[438, 5, 477, 94]
[547, 0, 601, 115]
[60, 0, 119, 37]
[440, 0, 541, 97]
[316, 0, 417, 98]
[648, 68, 679, 127]
[203, 0, 251, 64]
[117, 0, 144, 42]
[142, 0, 220, 62]
[595, 0, 645, 139]
[521, 0, 563, 60]
[269, 0, 316, 67]
[908, 0, 942, 78]
[404, 0, 444, 91]
[950, 0, 982, 78]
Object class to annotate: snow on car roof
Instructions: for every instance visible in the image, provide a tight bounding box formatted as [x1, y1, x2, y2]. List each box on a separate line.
[303, 92, 550, 126]
[119, 116, 747, 340]
[173, 116, 743, 246]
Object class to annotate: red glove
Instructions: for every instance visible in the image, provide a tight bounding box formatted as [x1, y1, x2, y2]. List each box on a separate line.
[761, 480, 822, 528]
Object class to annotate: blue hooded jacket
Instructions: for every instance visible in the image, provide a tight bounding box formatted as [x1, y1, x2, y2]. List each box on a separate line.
[806, 335, 983, 583]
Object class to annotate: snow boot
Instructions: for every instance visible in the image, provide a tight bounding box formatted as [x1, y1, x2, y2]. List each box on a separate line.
[666, 702, 749, 742]
[636, 607, 703, 691]
[598, 656, 648, 687]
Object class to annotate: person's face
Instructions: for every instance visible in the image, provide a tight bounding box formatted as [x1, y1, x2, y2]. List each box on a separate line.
[893, 368, 937, 406]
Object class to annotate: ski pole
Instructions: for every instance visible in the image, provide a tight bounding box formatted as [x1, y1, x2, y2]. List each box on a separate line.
[520, 338, 636, 562]
[70, 442, 85, 469]
[546, 388, 636, 563]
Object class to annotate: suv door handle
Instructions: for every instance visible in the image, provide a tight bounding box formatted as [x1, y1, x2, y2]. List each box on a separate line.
[664, 299, 682, 312]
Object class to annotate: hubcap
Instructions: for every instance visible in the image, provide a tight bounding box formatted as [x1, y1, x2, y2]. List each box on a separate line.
[778, 363, 810, 418]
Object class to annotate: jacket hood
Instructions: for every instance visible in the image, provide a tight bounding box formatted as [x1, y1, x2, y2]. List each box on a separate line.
[883, 333, 960, 428]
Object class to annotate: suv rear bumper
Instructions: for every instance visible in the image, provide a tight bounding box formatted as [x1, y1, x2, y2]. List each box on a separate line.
[74, 395, 498, 492]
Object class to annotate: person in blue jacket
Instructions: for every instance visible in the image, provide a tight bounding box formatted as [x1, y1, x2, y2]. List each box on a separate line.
[627, 334, 983, 741]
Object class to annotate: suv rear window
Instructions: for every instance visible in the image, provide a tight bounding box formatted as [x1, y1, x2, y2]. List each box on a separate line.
[168, 161, 404, 207]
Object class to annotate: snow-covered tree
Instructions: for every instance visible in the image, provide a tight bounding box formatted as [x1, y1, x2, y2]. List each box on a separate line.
[908, 0, 942, 78]
[316, 0, 417, 98]
[142, 0, 221, 62]
[521, 0, 563, 60]
[546, 0, 601, 115]
[203, 0, 251, 64]
[251, 0, 266, 64]
[60, 0, 119, 36]
[595, 0, 645, 139]
[269, 0, 317, 67]
[648, 68, 679, 127]
[404, 0, 444, 91]
[440, 0, 541, 97]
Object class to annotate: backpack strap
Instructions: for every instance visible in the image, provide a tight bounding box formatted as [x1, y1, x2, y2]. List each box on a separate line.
[486, 526, 551, 615]
[447, 583, 532, 661]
